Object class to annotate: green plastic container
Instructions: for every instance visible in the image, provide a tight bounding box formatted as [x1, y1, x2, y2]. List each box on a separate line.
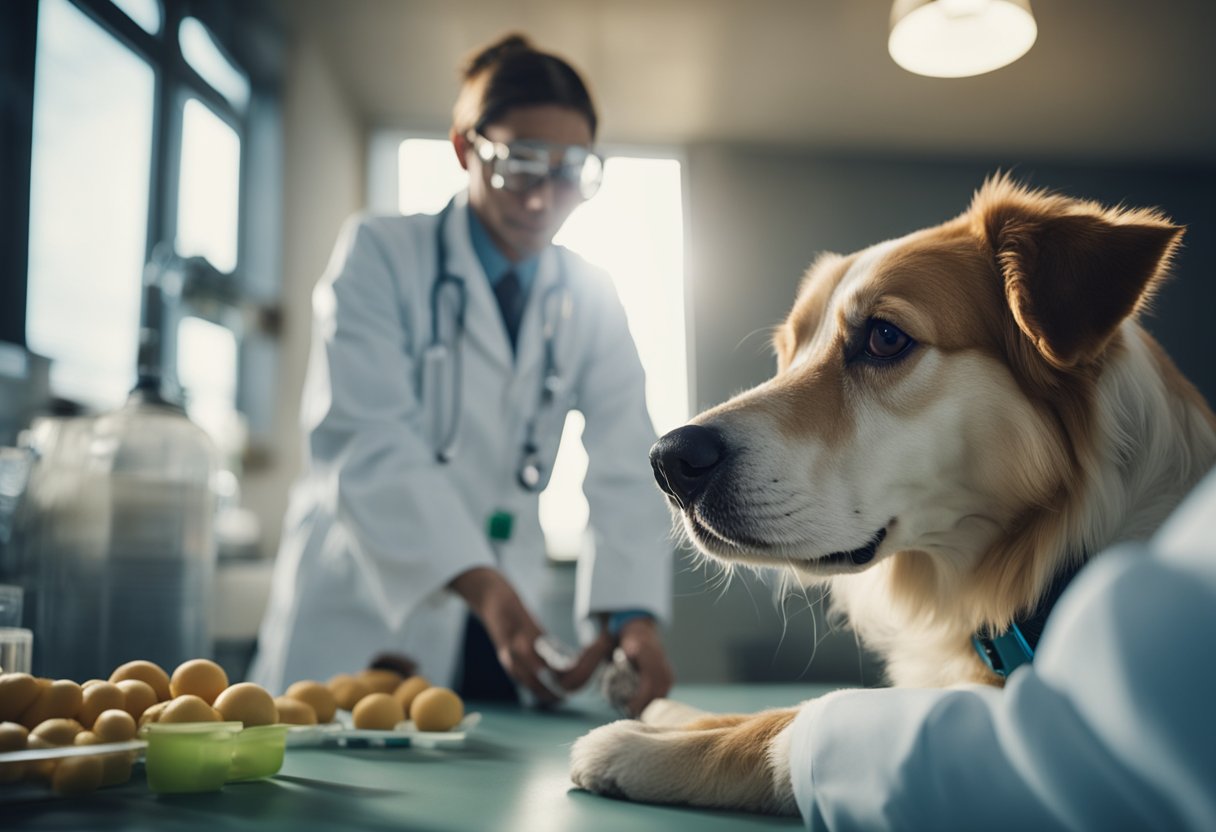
[227, 724, 289, 781]
[142, 722, 241, 794]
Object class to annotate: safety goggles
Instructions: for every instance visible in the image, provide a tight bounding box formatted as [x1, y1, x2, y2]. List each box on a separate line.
[468, 131, 604, 201]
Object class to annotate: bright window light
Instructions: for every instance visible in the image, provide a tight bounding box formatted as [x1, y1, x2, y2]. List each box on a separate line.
[394, 139, 689, 559]
[27, 0, 155, 409]
[177, 98, 241, 273]
[178, 315, 241, 456]
[111, 0, 161, 35]
[398, 140, 468, 216]
[178, 16, 249, 110]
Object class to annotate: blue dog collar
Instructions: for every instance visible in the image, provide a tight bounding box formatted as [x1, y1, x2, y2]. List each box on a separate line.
[972, 558, 1086, 678]
[972, 624, 1037, 677]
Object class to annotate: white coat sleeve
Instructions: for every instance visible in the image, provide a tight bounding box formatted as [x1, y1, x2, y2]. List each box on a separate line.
[305, 216, 496, 625]
[787, 468, 1216, 832]
[572, 275, 674, 625]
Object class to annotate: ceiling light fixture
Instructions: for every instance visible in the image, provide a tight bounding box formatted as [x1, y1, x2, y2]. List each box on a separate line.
[889, 0, 1037, 78]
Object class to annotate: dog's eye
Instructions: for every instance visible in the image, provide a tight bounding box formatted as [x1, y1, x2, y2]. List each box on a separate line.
[864, 319, 913, 360]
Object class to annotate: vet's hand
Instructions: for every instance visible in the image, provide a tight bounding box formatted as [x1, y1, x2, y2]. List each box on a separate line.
[556, 630, 614, 693]
[449, 567, 560, 705]
[617, 617, 674, 716]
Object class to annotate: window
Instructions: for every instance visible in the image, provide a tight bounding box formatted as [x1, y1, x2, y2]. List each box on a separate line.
[177, 316, 240, 458]
[26, 0, 155, 408]
[177, 98, 241, 274]
[13, 0, 282, 457]
[178, 16, 249, 111]
[371, 134, 690, 560]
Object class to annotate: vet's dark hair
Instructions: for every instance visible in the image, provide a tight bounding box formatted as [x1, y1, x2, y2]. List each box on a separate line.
[452, 33, 597, 138]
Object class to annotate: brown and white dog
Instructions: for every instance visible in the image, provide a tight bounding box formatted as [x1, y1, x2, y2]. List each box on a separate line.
[570, 176, 1216, 815]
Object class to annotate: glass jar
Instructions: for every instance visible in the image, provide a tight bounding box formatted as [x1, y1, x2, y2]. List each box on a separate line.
[16, 390, 218, 680]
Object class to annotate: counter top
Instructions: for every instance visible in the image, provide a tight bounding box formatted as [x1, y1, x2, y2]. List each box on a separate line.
[5, 683, 835, 831]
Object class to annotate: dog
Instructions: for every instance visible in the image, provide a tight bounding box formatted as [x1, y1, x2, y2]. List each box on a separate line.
[570, 175, 1216, 815]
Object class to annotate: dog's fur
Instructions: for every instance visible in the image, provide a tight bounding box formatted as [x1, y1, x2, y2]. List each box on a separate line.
[570, 176, 1216, 814]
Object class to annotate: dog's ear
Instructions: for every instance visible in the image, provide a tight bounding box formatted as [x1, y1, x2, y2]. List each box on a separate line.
[973, 178, 1183, 368]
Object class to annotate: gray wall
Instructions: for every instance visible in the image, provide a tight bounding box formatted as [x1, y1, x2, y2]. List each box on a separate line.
[649, 146, 1216, 686]
[241, 34, 365, 556]
[686, 146, 1216, 413]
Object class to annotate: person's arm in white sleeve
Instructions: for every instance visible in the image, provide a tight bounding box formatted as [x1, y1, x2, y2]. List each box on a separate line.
[307, 216, 496, 625]
[787, 468, 1216, 831]
[557, 272, 675, 711]
[571, 274, 674, 627]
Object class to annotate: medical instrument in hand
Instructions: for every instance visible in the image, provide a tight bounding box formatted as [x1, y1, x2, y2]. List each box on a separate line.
[425, 198, 574, 492]
[469, 131, 604, 200]
[601, 648, 641, 715]
[534, 634, 578, 699]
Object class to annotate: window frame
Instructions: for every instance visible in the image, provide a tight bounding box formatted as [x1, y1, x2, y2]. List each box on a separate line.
[3, 0, 285, 448]
[0, 1, 38, 349]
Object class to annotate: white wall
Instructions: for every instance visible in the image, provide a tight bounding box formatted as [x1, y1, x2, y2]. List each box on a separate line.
[240, 35, 364, 559]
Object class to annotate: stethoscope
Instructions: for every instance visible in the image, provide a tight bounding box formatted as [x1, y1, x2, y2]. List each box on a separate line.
[426, 198, 572, 492]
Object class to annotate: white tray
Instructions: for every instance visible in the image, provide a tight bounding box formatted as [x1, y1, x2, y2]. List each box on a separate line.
[0, 739, 146, 764]
[286, 712, 481, 749]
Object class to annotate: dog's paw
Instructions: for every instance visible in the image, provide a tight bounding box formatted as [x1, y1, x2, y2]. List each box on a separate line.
[570, 720, 666, 802]
[639, 697, 709, 728]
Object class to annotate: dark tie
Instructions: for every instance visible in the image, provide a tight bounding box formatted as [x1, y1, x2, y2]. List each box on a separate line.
[493, 270, 525, 352]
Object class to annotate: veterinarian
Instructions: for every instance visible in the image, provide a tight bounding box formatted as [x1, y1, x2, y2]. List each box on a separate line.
[785, 464, 1216, 830]
[250, 33, 674, 713]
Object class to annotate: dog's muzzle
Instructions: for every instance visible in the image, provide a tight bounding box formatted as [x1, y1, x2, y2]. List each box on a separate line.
[650, 425, 725, 509]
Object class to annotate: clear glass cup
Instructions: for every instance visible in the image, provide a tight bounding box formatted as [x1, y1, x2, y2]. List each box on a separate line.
[0, 627, 32, 674]
[0, 585, 32, 673]
[0, 583, 22, 626]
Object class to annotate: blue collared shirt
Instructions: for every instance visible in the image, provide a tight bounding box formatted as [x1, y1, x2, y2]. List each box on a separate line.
[466, 205, 541, 295]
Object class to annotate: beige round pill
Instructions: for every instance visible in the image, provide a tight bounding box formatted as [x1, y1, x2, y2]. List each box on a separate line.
[285, 680, 337, 724]
[19, 680, 83, 729]
[25, 734, 58, 781]
[74, 730, 100, 747]
[30, 717, 84, 746]
[358, 668, 404, 695]
[138, 700, 169, 728]
[100, 751, 134, 787]
[77, 681, 125, 729]
[213, 683, 277, 727]
[73, 729, 135, 787]
[352, 692, 404, 730]
[0, 721, 28, 750]
[327, 675, 371, 712]
[409, 687, 464, 732]
[116, 679, 158, 721]
[160, 695, 220, 724]
[273, 696, 317, 725]
[109, 660, 171, 701]
[93, 709, 137, 742]
[31, 715, 84, 749]
[0, 721, 28, 784]
[170, 659, 229, 705]
[0, 673, 41, 722]
[52, 754, 103, 795]
[391, 676, 430, 714]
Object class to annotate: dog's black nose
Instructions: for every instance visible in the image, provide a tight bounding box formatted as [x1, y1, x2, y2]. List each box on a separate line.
[650, 425, 725, 508]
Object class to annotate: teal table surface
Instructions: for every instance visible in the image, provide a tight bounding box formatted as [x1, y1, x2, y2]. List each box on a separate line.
[4, 683, 837, 831]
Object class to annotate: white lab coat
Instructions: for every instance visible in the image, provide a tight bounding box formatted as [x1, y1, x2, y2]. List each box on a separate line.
[250, 192, 673, 693]
[786, 466, 1216, 831]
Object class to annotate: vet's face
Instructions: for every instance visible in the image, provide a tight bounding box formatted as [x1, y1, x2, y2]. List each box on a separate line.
[463, 104, 591, 261]
[652, 221, 1066, 578]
